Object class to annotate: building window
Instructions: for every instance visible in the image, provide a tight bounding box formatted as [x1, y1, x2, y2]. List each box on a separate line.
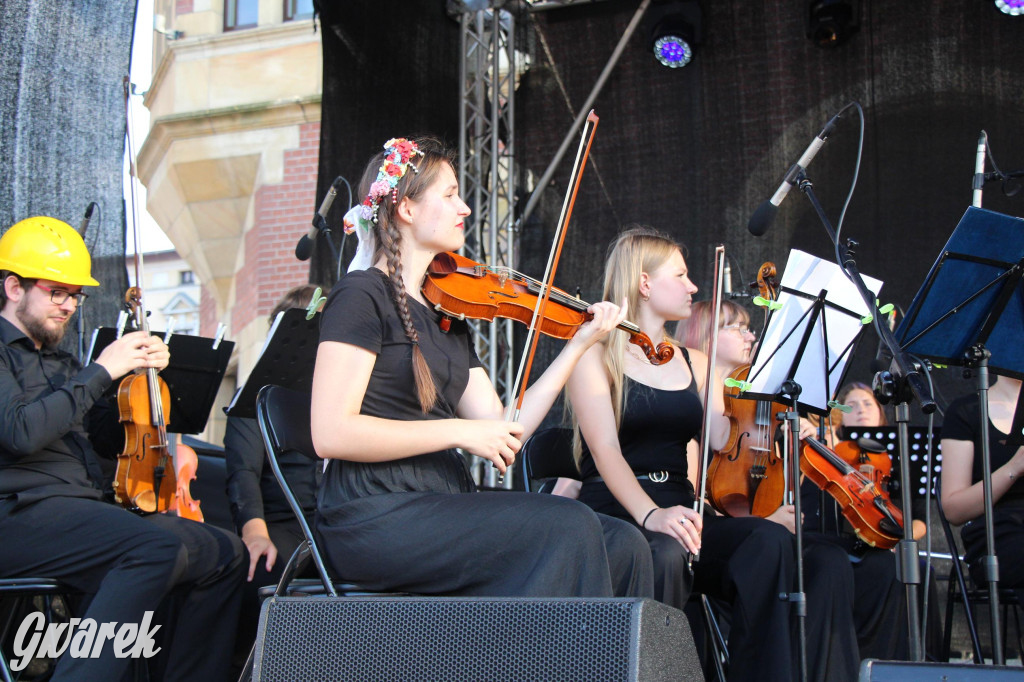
[284, 0, 314, 21]
[224, 0, 258, 31]
[180, 270, 195, 285]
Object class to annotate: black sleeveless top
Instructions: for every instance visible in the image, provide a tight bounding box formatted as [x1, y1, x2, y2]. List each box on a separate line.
[577, 351, 703, 520]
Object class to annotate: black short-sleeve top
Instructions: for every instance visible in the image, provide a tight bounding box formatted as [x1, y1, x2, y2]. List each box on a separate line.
[942, 392, 1024, 509]
[317, 269, 482, 505]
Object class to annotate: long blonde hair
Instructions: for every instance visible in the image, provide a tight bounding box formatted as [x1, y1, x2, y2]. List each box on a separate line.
[569, 226, 683, 464]
[357, 136, 454, 412]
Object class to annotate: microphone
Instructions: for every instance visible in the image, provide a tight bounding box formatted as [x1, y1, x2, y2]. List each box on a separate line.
[972, 131, 987, 208]
[296, 176, 343, 261]
[79, 202, 97, 237]
[747, 113, 841, 237]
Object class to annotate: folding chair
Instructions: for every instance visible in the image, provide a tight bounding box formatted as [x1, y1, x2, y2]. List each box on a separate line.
[239, 385, 404, 681]
[934, 477, 1023, 662]
[0, 578, 75, 682]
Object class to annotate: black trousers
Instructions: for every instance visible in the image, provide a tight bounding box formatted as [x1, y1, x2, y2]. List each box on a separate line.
[0, 496, 245, 682]
[644, 516, 860, 682]
[234, 519, 306, 669]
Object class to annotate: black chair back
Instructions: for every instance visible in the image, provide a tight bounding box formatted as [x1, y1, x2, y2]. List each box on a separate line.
[255, 384, 336, 597]
[518, 427, 579, 492]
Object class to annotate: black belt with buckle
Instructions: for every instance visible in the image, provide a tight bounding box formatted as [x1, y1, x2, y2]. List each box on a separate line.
[583, 471, 686, 485]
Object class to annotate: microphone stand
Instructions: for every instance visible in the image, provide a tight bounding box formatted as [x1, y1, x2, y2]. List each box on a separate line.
[794, 169, 936, 662]
[311, 213, 341, 270]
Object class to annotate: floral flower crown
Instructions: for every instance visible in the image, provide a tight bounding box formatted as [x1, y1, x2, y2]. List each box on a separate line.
[349, 138, 424, 233]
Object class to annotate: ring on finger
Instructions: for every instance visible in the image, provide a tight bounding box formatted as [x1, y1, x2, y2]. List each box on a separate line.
[678, 517, 688, 525]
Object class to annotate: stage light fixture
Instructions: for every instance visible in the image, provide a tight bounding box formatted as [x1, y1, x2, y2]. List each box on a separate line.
[807, 0, 859, 48]
[649, 1, 702, 69]
[995, 0, 1024, 16]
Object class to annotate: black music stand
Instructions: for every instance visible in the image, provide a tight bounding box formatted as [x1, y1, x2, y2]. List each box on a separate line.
[739, 248, 879, 682]
[895, 206, 1024, 665]
[87, 329, 234, 434]
[225, 307, 321, 420]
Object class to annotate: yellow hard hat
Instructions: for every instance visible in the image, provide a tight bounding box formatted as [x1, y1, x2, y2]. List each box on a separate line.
[0, 216, 100, 287]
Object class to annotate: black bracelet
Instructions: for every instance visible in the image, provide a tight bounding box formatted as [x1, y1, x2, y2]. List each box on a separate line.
[641, 507, 658, 529]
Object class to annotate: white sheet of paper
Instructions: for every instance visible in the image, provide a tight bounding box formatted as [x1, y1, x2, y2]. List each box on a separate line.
[747, 249, 884, 413]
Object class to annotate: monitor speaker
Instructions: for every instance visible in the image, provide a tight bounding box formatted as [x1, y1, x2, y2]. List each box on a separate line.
[253, 596, 702, 681]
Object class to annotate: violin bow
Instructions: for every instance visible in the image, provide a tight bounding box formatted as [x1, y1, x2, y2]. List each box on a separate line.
[692, 245, 727, 558]
[505, 110, 599, 422]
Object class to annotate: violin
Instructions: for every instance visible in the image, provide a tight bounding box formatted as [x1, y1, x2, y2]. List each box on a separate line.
[837, 435, 893, 492]
[706, 262, 788, 518]
[113, 288, 203, 521]
[112, 78, 203, 522]
[423, 251, 675, 365]
[800, 437, 903, 549]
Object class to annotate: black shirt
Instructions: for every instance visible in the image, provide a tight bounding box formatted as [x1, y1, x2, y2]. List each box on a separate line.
[0, 316, 113, 508]
[224, 414, 321, 529]
[316, 269, 481, 508]
[578, 373, 702, 519]
[943, 392, 1024, 509]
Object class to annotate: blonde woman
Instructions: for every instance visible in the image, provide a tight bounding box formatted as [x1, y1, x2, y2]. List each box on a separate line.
[567, 227, 859, 682]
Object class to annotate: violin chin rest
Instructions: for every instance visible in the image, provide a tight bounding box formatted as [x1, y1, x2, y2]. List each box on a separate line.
[856, 437, 887, 455]
[878, 517, 902, 536]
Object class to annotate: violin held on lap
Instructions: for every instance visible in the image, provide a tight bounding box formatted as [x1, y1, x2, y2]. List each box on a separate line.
[113, 287, 203, 521]
[423, 251, 674, 365]
[801, 436, 903, 549]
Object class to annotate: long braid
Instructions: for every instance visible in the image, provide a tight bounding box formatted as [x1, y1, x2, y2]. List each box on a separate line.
[378, 214, 438, 412]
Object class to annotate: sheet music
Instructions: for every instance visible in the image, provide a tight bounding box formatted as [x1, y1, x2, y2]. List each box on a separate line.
[748, 249, 884, 413]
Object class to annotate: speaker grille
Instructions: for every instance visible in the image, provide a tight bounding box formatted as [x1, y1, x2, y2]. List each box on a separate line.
[254, 597, 688, 682]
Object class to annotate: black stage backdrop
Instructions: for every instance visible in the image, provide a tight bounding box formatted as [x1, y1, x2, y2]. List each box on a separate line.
[0, 0, 136, 356]
[311, 0, 463, 285]
[317, 0, 1024, 421]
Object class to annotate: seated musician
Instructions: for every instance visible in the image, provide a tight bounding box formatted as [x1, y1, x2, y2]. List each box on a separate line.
[0, 216, 244, 681]
[941, 373, 1024, 598]
[690, 300, 913, 664]
[310, 136, 653, 600]
[225, 284, 324, 663]
[567, 227, 859, 682]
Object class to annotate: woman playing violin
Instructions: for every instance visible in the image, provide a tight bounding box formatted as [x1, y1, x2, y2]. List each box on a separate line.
[687, 301, 913, 663]
[568, 227, 858, 682]
[311, 137, 653, 598]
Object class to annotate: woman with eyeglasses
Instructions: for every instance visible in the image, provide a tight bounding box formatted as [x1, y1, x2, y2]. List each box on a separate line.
[567, 227, 859, 682]
[684, 302, 913, 663]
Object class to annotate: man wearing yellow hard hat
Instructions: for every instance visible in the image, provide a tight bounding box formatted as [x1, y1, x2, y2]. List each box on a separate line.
[0, 217, 244, 681]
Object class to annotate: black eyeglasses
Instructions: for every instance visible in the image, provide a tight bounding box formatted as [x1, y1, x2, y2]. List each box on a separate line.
[34, 282, 88, 306]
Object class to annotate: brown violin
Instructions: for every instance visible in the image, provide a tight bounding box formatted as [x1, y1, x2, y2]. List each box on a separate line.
[707, 262, 788, 518]
[837, 435, 893, 492]
[707, 363, 788, 517]
[112, 287, 203, 521]
[423, 251, 675, 365]
[801, 437, 903, 549]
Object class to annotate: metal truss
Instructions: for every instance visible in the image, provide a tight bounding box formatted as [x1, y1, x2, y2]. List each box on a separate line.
[453, 3, 519, 486]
